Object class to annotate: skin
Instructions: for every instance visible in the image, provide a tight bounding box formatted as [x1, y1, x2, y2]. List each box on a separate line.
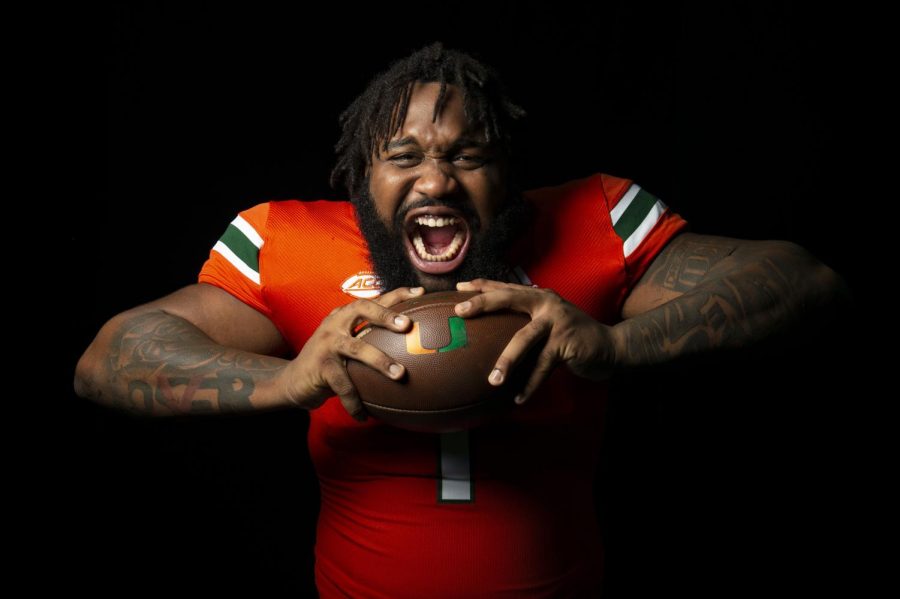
[367, 81, 510, 292]
[74, 281, 423, 420]
[75, 81, 850, 420]
[453, 234, 848, 404]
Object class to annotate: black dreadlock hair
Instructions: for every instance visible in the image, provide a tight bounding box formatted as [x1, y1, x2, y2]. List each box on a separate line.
[329, 42, 527, 201]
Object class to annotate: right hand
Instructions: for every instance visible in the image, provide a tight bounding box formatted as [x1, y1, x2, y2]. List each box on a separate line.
[277, 286, 424, 421]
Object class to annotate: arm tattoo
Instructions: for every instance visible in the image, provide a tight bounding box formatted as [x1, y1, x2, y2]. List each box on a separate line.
[616, 238, 837, 369]
[105, 312, 286, 416]
[643, 235, 739, 293]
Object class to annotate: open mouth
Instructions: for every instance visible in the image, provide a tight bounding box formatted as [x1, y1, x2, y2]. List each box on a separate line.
[402, 206, 472, 275]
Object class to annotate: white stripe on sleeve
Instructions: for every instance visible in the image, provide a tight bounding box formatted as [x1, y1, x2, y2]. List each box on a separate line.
[212, 240, 261, 284]
[622, 200, 667, 258]
[232, 215, 264, 248]
[610, 183, 641, 225]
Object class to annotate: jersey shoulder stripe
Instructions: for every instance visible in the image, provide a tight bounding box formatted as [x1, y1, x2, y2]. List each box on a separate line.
[609, 183, 668, 258]
[212, 214, 265, 284]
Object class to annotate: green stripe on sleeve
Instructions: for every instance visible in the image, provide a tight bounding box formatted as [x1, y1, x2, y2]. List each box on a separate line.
[219, 224, 260, 272]
[613, 188, 658, 241]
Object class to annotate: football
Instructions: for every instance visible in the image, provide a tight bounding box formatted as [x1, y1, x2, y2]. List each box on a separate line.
[346, 290, 537, 433]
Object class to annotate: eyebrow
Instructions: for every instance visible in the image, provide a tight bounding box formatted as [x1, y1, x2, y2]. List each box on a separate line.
[384, 136, 491, 152]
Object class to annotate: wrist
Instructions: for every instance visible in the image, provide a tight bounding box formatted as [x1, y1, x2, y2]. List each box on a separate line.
[252, 363, 298, 411]
[608, 320, 630, 370]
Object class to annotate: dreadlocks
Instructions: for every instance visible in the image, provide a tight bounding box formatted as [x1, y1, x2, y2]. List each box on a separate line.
[329, 42, 527, 201]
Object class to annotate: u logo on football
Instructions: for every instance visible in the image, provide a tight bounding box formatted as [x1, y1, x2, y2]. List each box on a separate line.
[406, 317, 468, 355]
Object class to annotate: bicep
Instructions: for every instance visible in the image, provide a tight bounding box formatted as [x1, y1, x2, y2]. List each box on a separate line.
[620, 232, 743, 319]
[139, 283, 290, 357]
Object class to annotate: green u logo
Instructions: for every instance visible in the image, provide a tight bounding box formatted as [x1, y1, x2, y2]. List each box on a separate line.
[406, 317, 468, 355]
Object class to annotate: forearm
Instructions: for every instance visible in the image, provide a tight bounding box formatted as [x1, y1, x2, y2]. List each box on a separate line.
[612, 241, 851, 369]
[74, 310, 290, 416]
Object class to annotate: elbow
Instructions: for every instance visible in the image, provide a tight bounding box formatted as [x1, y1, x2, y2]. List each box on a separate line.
[771, 241, 853, 310]
[73, 309, 135, 402]
[73, 349, 99, 400]
[814, 261, 854, 312]
[782, 244, 854, 321]
[73, 317, 120, 401]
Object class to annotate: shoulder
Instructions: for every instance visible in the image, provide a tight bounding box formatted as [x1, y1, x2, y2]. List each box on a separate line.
[224, 198, 353, 243]
[261, 198, 356, 234]
[265, 198, 353, 219]
[522, 172, 642, 211]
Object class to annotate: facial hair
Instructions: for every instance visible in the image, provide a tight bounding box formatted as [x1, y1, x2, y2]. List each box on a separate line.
[350, 180, 534, 293]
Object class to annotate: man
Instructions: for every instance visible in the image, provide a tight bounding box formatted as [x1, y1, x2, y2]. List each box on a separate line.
[76, 42, 849, 597]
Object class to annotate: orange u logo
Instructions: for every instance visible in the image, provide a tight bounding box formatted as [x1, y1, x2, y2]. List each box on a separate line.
[406, 317, 468, 355]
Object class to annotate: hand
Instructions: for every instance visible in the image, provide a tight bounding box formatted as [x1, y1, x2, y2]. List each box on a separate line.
[277, 286, 423, 421]
[454, 279, 619, 405]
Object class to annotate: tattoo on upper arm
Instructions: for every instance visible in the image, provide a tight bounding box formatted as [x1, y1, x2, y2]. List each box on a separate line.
[107, 312, 282, 415]
[618, 238, 812, 367]
[643, 234, 740, 293]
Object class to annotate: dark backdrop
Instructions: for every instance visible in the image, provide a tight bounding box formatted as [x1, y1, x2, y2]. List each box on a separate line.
[62, 2, 871, 596]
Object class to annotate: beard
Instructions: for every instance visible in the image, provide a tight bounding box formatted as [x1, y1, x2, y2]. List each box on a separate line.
[350, 180, 534, 293]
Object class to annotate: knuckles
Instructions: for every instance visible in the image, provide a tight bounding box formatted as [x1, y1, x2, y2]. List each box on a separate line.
[377, 306, 394, 324]
[336, 336, 361, 357]
[540, 287, 561, 301]
[330, 377, 357, 398]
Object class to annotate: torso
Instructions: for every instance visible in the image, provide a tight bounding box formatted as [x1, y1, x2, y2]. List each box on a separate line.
[258, 173, 627, 597]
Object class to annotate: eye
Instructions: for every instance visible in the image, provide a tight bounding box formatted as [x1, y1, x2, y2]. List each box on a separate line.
[389, 153, 420, 167]
[454, 154, 488, 168]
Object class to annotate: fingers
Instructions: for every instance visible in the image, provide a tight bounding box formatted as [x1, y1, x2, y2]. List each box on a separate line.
[456, 278, 531, 293]
[335, 334, 405, 382]
[348, 286, 423, 335]
[456, 279, 505, 292]
[514, 349, 558, 405]
[338, 293, 418, 335]
[454, 287, 539, 318]
[486, 318, 551, 387]
[315, 318, 406, 423]
[321, 358, 368, 422]
[304, 289, 420, 421]
[376, 286, 424, 307]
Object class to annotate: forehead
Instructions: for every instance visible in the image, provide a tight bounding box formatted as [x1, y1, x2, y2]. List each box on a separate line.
[383, 81, 486, 148]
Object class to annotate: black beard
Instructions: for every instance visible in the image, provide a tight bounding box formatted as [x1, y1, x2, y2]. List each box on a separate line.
[350, 181, 534, 293]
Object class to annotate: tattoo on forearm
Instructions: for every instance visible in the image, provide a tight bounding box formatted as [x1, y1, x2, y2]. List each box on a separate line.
[106, 312, 284, 415]
[618, 240, 813, 368]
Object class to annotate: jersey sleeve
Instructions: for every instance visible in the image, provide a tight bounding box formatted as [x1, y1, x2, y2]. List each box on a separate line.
[599, 174, 690, 291]
[197, 202, 273, 318]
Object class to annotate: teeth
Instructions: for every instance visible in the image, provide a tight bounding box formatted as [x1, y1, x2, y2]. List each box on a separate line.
[412, 230, 465, 262]
[414, 215, 458, 228]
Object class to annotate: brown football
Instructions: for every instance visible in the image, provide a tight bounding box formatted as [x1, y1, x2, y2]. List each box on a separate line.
[346, 290, 537, 433]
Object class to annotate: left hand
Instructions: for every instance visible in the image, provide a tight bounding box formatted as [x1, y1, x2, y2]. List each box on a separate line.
[454, 279, 620, 405]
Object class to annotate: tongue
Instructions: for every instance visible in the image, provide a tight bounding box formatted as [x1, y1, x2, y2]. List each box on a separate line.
[421, 225, 457, 252]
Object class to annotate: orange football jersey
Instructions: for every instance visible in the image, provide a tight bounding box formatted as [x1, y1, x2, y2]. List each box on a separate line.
[198, 172, 689, 598]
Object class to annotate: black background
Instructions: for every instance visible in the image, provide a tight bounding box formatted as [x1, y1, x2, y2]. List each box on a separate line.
[61, 2, 874, 596]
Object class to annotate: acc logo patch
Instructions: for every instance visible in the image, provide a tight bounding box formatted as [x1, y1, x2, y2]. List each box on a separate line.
[341, 271, 383, 299]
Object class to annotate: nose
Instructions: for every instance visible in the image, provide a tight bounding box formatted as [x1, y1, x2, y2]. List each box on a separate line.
[412, 156, 460, 199]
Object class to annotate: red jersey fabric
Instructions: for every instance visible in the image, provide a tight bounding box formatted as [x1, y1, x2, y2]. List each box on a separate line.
[198, 172, 689, 597]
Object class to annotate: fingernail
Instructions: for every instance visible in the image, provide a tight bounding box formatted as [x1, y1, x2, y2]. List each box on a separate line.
[455, 301, 471, 314]
[394, 315, 408, 327]
[514, 394, 525, 405]
[411, 287, 424, 294]
[389, 363, 403, 378]
[456, 281, 472, 288]
[489, 368, 504, 385]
